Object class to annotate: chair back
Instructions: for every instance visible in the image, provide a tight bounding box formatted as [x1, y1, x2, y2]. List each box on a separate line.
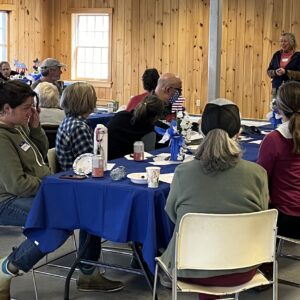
[141, 131, 156, 151]
[42, 124, 59, 149]
[176, 209, 278, 271]
[47, 148, 59, 173]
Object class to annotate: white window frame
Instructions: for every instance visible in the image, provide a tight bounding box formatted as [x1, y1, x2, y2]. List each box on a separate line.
[71, 8, 112, 85]
[0, 11, 8, 61]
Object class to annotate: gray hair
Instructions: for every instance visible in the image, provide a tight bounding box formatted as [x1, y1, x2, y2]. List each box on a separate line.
[60, 82, 97, 117]
[34, 82, 60, 108]
[195, 129, 242, 172]
[281, 32, 297, 49]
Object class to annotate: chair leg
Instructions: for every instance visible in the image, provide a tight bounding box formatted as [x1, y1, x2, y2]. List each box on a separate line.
[172, 269, 177, 300]
[31, 269, 39, 300]
[274, 259, 278, 300]
[152, 264, 159, 300]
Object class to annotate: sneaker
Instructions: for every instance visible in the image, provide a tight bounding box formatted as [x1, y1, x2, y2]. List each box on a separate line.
[77, 268, 124, 292]
[158, 271, 172, 289]
[0, 257, 14, 300]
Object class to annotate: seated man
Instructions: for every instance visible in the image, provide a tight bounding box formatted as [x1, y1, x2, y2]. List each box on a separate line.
[0, 61, 19, 81]
[154, 72, 183, 125]
[126, 68, 159, 111]
[31, 58, 65, 95]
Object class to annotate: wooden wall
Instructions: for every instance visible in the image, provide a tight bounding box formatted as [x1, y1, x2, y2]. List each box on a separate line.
[1, 0, 300, 119]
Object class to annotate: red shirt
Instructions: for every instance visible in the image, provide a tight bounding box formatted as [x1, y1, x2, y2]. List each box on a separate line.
[257, 130, 300, 216]
[126, 92, 149, 111]
[280, 51, 294, 68]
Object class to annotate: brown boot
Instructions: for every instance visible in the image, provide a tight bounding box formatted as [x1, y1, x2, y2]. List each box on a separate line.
[77, 268, 124, 292]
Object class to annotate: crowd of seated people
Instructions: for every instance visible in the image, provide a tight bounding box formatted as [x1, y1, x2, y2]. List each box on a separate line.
[1, 49, 300, 300]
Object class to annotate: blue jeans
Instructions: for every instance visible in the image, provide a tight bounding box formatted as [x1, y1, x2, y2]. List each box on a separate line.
[8, 231, 101, 273]
[0, 196, 34, 226]
[1, 197, 101, 273]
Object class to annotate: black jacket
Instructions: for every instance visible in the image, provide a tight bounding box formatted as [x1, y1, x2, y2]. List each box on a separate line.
[267, 50, 300, 90]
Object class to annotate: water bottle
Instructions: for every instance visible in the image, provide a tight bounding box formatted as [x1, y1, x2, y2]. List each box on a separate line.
[133, 141, 144, 161]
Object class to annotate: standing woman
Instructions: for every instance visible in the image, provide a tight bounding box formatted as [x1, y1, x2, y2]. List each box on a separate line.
[267, 32, 300, 98]
[257, 81, 300, 239]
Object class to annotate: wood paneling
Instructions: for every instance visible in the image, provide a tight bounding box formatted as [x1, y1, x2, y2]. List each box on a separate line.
[1, 0, 299, 119]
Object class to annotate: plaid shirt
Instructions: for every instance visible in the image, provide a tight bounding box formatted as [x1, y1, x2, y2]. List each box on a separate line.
[56, 115, 93, 171]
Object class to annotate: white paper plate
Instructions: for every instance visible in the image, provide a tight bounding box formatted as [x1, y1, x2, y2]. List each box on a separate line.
[127, 172, 148, 184]
[73, 153, 93, 175]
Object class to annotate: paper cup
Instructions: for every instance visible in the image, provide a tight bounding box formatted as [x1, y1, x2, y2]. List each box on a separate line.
[146, 167, 161, 188]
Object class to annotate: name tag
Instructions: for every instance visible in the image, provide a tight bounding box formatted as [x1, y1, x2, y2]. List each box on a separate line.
[19, 141, 30, 151]
[282, 58, 289, 62]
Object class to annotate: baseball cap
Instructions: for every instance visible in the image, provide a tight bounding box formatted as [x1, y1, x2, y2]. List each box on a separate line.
[39, 58, 66, 69]
[201, 98, 241, 138]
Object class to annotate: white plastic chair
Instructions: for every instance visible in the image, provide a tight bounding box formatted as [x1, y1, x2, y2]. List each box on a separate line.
[31, 147, 77, 297]
[47, 147, 60, 173]
[153, 210, 278, 300]
[277, 235, 300, 287]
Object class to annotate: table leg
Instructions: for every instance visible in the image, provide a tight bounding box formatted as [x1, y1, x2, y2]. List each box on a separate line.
[64, 233, 91, 300]
[131, 242, 158, 300]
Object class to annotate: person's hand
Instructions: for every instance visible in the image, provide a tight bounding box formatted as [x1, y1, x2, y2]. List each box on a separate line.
[29, 107, 40, 128]
[276, 68, 286, 76]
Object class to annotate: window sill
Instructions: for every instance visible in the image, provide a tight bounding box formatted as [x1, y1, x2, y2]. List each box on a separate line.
[64, 80, 112, 88]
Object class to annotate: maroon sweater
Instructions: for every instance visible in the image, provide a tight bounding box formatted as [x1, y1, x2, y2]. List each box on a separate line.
[257, 130, 300, 216]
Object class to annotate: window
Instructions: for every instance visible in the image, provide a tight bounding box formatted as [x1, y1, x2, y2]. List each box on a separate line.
[71, 10, 112, 82]
[0, 12, 8, 61]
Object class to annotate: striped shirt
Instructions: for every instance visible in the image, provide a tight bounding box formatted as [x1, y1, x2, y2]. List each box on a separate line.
[56, 115, 93, 171]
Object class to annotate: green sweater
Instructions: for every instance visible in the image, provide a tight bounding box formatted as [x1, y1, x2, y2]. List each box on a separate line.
[161, 158, 269, 278]
[0, 123, 51, 201]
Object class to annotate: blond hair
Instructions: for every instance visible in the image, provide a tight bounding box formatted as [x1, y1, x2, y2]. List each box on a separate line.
[34, 82, 60, 108]
[195, 129, 242, 172]
[60, 82, 97, 116]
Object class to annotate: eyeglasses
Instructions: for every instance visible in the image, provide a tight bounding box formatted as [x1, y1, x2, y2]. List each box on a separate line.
[170, 87, 182, 94]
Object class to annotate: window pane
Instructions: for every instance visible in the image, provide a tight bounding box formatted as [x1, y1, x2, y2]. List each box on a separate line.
[0, 12, 8, 61]
[73, 12, 110, 80]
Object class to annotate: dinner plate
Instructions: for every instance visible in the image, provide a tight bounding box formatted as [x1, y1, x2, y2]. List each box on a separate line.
[127, 172, 148, 184]
[73, 153, 93, 175]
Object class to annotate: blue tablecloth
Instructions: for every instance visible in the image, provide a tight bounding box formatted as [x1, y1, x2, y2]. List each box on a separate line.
[24, 127, 268, 274]
[24, 151, 176, 273]
[87, 112, 114, 129]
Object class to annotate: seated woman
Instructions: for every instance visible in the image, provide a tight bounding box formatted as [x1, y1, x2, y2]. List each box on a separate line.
[107, 94, 164, 160]
[0, 62, 18, 81]
[56, 82, 124, 292]
[160, 99, 269, 300]
[257, 81, 300, 239]
[0, 80, 50, 225]
[0, 82, 123, 300]
[126, 68, 160, 111]
[34, 82, 64, 125]
[0, 80, 51, 299]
